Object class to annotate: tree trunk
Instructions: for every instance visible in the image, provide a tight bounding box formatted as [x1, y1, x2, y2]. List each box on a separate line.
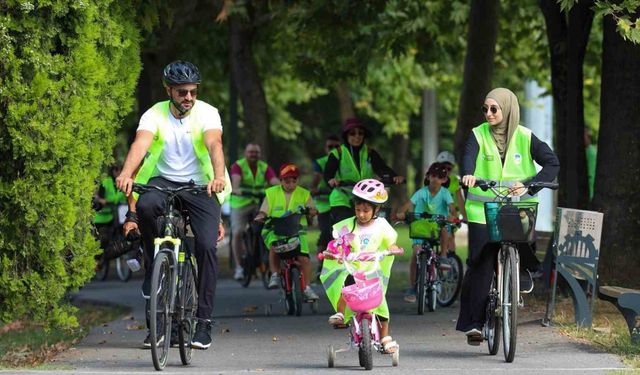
[453, 0, 500, 163]
[540, 0, 593, 209]
[229, 15, 271, 160]
[592, 14, 640, 288]
[390, 133, 409, 212]
[335, 81, 355, 123]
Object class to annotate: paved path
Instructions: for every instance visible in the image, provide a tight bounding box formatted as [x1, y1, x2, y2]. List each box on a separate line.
[3, 273, 629, 374]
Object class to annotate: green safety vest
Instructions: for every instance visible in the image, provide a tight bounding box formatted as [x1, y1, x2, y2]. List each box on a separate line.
[230, 158, 268, 208]
[447, 174, 461, 211]
[94, 177, 126, 224]
[319, 217, 395, 321]
[134, 101, 232, 203]
[313, 155, 331, 214]
[329, 145, 374, 208]
[261, 185, 311, 254]
[465, 123, 538, 224]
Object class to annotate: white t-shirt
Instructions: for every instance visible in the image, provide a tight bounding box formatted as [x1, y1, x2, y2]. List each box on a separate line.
[137, 100, 222, 184]
[332, 217, 397, 253]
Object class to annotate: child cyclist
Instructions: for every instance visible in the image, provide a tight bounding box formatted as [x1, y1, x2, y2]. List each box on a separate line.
[255, 163, 320, 301]
[320, 179, 403, 354]
[396, 162, 456, 303]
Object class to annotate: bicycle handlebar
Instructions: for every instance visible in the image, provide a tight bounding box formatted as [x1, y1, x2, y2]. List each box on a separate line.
[474, 179, 559, 192]
[394, 212, 462, 228]
[132, 183, 208, 195]
[318, 249, 403, 262]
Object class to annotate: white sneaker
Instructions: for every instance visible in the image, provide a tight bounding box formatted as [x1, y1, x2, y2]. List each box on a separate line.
[304, 286, 319, 300]
[268, 273, 281, 289]
[233, 266, 244, 281]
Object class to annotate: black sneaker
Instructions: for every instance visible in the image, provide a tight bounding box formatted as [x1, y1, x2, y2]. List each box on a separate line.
[519, 270, 534, 294]
[143, 331, 164, 349]
[191, 320, 212, 350]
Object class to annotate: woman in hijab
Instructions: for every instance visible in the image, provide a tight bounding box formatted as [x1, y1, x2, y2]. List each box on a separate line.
[457, 88, 559, 345]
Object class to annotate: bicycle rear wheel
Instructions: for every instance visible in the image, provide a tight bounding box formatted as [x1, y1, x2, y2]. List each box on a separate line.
[150, 250, 174, 371]
[417, 253, 427, 315]
[486, 275, 500, 355]
[502, 245, 518, 363]
[437, 252, 463, 307]
[178, 257, 198, 365]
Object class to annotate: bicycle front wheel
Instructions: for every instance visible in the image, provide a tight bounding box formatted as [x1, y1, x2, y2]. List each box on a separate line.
[437, 252, 463, 307]
[502, 245, 518, 363]
[178, 257, 198, 366]
[291, 267, 303, 316]
[116, 255, 132, 282]
[427, 262, 437, 312]
[150, 251, 174, 371]
[417, 253, 427, 315]
[359, 318, 373, 370]
[486, 275, 500, 355]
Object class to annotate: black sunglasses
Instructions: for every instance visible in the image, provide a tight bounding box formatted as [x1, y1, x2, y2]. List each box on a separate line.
[175, 88, 198, 97]
[481, 105, 499, 114]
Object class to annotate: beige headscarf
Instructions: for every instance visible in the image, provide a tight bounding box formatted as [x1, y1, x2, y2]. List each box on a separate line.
[485, 88, 520, 160]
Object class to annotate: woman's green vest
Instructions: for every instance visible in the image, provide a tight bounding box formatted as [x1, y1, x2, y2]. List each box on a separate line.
[313, 155, 331, 214]
[230, 158, 268, 208]
[133, 101, 231, 203]
[329, 145, 374, 208]
[261, 185, 311, 254]
[465, 123, 538, 224]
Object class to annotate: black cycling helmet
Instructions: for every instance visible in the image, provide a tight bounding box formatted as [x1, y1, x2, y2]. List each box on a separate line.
[162, 60, 201, 86]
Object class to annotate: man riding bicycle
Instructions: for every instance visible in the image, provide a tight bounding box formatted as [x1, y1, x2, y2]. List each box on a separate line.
[229, 143, 280, 280]
[116, 60, 230, 350]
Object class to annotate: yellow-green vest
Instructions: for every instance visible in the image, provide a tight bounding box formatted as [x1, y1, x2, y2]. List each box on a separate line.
[261, 185, 311, 254]
[230, 158, 268, 208]
[465, 123, 538, 224]
[319, 217, 395, 320]
[134, 101, 232, 203]
[94, 177, 126, 224]
[313, 155, 331, 214]
[329, 145, 374, 207]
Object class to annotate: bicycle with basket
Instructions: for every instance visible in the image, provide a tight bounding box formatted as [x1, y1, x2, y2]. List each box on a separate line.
[474, 179, 558, 363]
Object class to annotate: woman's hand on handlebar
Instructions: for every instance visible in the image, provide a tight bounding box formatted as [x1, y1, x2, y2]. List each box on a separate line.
[508, 181, 527, 197]
[462, 175, 476, 188]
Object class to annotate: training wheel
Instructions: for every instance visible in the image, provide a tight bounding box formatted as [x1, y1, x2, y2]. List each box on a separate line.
[327, 345, 335, 368]
[391, 349, 399, 367]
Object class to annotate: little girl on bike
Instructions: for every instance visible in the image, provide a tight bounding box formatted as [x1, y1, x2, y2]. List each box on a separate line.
[396, 162, 456, 303]
[320, 179, 402, 354]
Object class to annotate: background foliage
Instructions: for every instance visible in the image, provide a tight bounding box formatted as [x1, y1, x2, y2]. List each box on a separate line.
[0, 0, 140, 327]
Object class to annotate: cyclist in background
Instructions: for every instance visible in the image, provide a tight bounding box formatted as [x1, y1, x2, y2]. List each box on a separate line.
[116, 60, 230, 350]
[396, 163, 456, 303]
[254, 163, 319, 300]
[456, 87, 559, 345]
[311, 135, 341, 276]
[93, 164, 127, 266]
[229, 143, 279, 280]
[324, 118, 404, 224]
[437, 151, 468, 254]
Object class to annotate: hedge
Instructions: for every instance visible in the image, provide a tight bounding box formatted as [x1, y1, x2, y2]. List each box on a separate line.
[0, 0, 141, 328]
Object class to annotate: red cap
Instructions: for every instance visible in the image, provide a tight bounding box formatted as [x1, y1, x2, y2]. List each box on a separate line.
[342, 118, 370, 136]
[279, 163, 300, 179]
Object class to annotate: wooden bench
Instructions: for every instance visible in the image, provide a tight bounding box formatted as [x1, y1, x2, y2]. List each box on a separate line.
[598, 286, 640, 344]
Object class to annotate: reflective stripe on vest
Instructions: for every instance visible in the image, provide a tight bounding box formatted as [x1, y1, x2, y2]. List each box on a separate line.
[261, 185, 311, 253]
[465, 123, 538, 224]
[134, 101, 232, 204]
[313, 155, 331, 214]
[329, 145, 374, 208]
[230, 158, 268, 208]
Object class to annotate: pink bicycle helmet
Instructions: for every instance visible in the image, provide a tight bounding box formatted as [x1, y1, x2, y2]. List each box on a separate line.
[352, 179, 388, 205]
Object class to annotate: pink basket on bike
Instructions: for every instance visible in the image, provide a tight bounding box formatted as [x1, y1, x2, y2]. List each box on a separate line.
[341, 277, 383, 313]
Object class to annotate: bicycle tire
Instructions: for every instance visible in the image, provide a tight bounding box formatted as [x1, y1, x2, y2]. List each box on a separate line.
[486, 275, 500, 355]
[503, 245, 518, 363]
[258, 241, 270, 290]
[427, 262, 437, 312]
[150, 250, 174, 371]
[291, 267, 303, 316]
[178, 257, 198, 366]
[360, 318, 373, 370]
[417, 253, 427, 315]
[116, 255, 132, 282]
[241, 231, 254, 288]
[437, 252, 463, 307]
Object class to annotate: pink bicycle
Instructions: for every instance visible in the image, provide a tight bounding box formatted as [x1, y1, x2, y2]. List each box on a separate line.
[319, 249, 402, 370]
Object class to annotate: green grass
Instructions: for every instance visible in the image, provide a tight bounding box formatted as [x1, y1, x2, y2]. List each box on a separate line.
[0, 302, 129, 368]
